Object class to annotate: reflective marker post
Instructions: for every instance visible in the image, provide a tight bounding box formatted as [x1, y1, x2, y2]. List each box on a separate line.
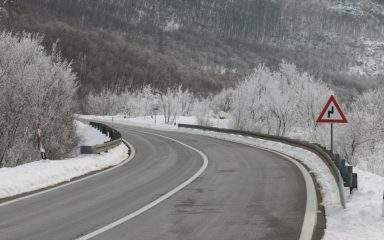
[382, 192, 384, 217]
[154, 110, 157, 125]
[37, 121, 46, 160]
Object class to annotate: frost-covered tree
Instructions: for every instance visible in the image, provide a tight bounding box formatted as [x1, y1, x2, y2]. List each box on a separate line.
[210, 88, 233, 115]
[160, 86, 191, 124]
[229, 62, 333, 136]
[86, 85, 194, 125]
[194, 98, 213, 127]
[0, 32, 78, 167]
[83, 61, 384, 176]
[337, 88, 384, 165]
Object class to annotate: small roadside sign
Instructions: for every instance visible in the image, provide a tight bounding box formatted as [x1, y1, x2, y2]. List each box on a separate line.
[317, 95, 348, 153]
[152, 104, 160, 125]
[152, 104, 160, 112]
[317, 95, 348, 123]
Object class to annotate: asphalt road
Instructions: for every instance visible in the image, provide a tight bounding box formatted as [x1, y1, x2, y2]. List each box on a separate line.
[0, 124, 315, 240]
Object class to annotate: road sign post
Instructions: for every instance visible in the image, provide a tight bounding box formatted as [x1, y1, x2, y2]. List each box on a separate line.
[152, 104, 160, 125]
[331, 123, 333, 153]
[316, 95, 348, 154]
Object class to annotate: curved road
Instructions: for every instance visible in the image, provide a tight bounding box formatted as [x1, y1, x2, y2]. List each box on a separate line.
[0, 123, 319, 240]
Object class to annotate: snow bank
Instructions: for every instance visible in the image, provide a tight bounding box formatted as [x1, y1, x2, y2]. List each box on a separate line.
[325, 168, 384, 240]
[0, 122, 129, 199]
[76, 121, 110, 145]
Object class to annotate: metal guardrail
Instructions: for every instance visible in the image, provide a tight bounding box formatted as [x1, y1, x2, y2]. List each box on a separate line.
[178, 124, 357, 208]
[80, 122, 122, 154]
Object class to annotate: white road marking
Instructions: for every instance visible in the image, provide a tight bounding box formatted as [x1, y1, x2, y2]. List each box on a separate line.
[75, 130, 209, 240]
[214, 138, 318, 240]
[268, 150, 318, 240]
[101, 126, 317, 240]
[0, 140, 135, 208]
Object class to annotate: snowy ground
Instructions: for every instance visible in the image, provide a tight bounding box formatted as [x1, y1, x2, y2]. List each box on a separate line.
[79, 114, 384, 240]
[76, 121, 110, 145]
[0, 121, 129, 199]
[325, 168, 384, 240]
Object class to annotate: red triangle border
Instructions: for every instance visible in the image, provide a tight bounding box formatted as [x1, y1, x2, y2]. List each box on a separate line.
[316, 95, 348, 123]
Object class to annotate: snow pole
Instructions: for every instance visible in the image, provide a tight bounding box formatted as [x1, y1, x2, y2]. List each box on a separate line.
[382, 191, 384, 217]
[37, 121, 46, 160]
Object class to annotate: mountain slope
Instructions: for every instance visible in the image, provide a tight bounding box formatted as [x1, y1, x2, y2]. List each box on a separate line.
[2, 0, 383, 100]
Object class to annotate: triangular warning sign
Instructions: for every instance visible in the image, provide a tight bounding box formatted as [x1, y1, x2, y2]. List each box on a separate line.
[317, 95, 348, 123]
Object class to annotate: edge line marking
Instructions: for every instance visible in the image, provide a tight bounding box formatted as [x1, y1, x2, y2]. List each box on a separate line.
[197, 136, 318, 240]
[74, 130, 209, 240]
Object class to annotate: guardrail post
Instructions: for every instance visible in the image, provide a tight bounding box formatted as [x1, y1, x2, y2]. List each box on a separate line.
[334, 154, 341, 167]
[341, 160, 348, 178]
[346, 166, 353, 189]
[351, 173, 358, 192]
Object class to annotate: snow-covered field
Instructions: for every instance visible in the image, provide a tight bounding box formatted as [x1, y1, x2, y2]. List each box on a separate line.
[79, 114, 384, 240]
[0, 121, 129, 199]
[325, 168, 384, 240]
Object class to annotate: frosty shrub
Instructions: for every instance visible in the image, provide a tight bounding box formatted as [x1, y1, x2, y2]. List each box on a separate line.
[0, 32, 78, 167]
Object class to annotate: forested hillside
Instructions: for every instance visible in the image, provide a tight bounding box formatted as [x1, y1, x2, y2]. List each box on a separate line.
[2, 0, 384, 103]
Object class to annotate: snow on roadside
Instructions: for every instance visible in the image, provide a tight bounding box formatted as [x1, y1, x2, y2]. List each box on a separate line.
[76, 121, 110, 145]
[324, 168, 384, 240]
[79, 114, 196, 129]
[79, 115, 384, 240]
[78, 114, 232, 129]
[0, 121, 129, 200]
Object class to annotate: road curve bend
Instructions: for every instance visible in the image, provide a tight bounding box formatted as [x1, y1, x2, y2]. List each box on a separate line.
[0, 123, 321, 240]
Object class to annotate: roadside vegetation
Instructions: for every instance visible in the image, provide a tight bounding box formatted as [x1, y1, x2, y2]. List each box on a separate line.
[86, 62, 384, 176]
[0, 32, 78, 167]
[3, 0, 384, 103]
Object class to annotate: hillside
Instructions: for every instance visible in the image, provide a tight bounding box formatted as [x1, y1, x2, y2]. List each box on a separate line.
[2, 0, 384, 102]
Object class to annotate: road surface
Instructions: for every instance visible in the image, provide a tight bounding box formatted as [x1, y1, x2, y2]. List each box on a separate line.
[0, 124, 320, 240]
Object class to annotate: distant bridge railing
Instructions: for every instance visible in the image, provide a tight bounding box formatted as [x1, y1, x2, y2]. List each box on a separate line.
[80, 122, 122, 154]
[178, 124, 357, 209]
